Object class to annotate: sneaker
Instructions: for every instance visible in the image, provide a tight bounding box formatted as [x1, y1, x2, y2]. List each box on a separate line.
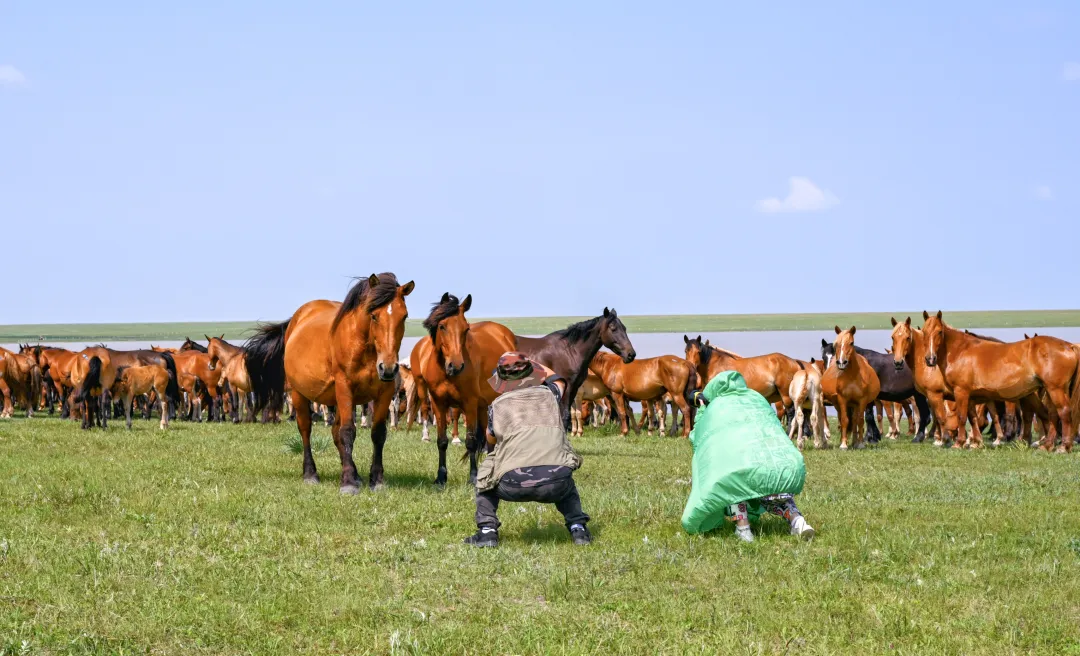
[463, 528, 498, 548]
[735, 525, 755, 543]
[569, 524, 592, 546]
[790, 516, 815, 540]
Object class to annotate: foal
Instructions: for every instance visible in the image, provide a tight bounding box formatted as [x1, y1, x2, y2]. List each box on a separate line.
[111, 365, 173, 429]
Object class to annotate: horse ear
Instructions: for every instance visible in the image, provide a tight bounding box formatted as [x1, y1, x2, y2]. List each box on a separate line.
[603, 307, 610, 317]
[205, 334, 212, 342]
[922, 310, 929, 320]
[810, 357, 816, 364]
[821, 338, 828, 347]
[936, 310, 942, 320]
[705, 339, 711, 346]
[890, 317, 897, 327]
[368, 273, 380, 287]
[220, 334, 225, 340]
[905, 316, 911, 326]
[1025, 333, 1030, 339]
[461, 294, 472, 313]
[683, 335, 689, 344]
[696, 335, 702, 343]
[440, 292, 450, 303]
[834, 325, 842, 335]
[850, 325, 857, 336]
[400, 280, 415, 296]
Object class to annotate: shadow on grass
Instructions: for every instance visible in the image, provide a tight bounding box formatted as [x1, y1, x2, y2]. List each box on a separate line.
[514, 522, 594, 545]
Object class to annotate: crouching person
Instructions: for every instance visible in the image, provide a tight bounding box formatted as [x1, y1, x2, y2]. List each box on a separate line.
[464, 352, 591, 548]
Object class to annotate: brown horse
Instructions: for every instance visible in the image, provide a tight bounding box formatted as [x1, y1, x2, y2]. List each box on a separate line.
[411, 293, 516, 485]
[207, 336, 255, 423]
[246, 273, 414, 492]
[921, 311, 1079, 452]
[110, 364, 173, 429]
[821, 327, 880, 450]
[170, 349, 222, 422]
[35, 347, 79, 417]
[70, 348, 120, 429]
[571, 373, 610, 436]
[0, 346, 42, 418]
[588, 351, 697, 437]
[683, 336, 802, 413]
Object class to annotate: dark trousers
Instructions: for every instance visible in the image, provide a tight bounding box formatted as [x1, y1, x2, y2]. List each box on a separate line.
[475, 466, 589, 530]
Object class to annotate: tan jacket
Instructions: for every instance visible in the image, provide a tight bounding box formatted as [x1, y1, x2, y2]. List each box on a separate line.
[476, 384, 582, 492]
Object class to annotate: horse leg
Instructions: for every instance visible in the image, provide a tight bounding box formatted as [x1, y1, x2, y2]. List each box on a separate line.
[913, 393, 930, 442]
[159, 390, 168, 430]
[953, 392, 979, 449]
[432, 398, 450, 487]
[1044, 386, 1074, 453]
[854, 402, 867, 449]
[288, 390, 317, 484]
[988, 402, 1005, 447]
[863, 404, 882, 444]
[331, 386, 362, 493]
[125, 393, 133, 430]
[612, 392, 630, 436]
[671, 392, 692, 438]
[368, 394, 393, 489]
[450, 407, 462, 445]
[837, 400, 850, 450]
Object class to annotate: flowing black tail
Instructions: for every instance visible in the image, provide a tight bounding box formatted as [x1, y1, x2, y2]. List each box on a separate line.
[245, 319, 289, 413]
[75, 356, 103, 402]
[160, 352, 183, 405]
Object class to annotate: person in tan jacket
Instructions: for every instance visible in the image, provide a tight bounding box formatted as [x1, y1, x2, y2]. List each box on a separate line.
[465, 352, 590, 548]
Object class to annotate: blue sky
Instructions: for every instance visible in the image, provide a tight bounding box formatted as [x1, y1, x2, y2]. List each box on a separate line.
[2, 2, 1077, 323]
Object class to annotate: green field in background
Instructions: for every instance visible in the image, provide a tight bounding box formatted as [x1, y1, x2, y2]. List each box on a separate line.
[2, 309, 1079, 342]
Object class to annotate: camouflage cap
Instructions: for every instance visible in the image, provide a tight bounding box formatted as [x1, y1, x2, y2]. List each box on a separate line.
[488, 352, 556, 394]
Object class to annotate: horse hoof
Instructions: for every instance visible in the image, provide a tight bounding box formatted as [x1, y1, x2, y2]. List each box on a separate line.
[1055, 446, 1069, 455]
[421, 436, 431, 443]
[339, 485, 360, 496]
[839, 443, 848, 451]
[370, 482, 386, 492]
[991, 440, 1003, 448]
[451, 438, 462, 446]
[932, 441, 944, 448]
[303, 476, 320, 485]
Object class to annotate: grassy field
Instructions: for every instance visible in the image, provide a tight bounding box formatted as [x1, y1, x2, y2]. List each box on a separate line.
[2, 417, 1079, 654]
[3, 309, 1080, 343]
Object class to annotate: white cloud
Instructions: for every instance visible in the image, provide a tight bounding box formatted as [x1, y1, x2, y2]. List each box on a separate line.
[1064, 62, 1080, 82]
[0, 64, 26, 86]
[755, 176, 839, 213]
[1034, 185, 1053, 201]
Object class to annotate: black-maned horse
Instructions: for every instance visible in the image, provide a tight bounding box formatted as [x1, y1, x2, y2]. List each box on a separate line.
[513, 308, 638, 430]
[821, 338, 931, 442]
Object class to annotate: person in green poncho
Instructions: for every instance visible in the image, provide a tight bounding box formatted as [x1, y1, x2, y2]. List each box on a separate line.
[682, 371, 816, 543]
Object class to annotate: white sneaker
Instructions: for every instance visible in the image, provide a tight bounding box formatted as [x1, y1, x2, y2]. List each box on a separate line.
[790, 516, 815, 540]
[735, 526, 755, 543]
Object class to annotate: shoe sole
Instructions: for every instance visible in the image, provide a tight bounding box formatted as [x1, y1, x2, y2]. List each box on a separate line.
[797, 527, 815, 541]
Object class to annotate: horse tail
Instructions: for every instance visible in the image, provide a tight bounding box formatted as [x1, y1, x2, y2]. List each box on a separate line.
[1070, 345, 1080, 433]
[29, 364, 43, 409]
[160, 352, 183, 405]
[245, 319, 290, 413]
[76, 356, 102, 402]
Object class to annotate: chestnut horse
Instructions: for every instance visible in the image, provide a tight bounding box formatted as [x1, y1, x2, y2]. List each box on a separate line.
[683, 336, 802, 414]
[0, 346, 42, 418]
[246, 273, 414, 492]
[507, 309, 637, 429]
[36, 347, 79, 418]
[921, 311, 1079, 452]
[572, 373, 610, 436]
[588, 351, 697, 437]
[207, 336, 255, 423]
[411, 293, 516, 485]
[71, 348, 120, 429]
[821, 327, 880, 450]
[110, 364, 173, 430]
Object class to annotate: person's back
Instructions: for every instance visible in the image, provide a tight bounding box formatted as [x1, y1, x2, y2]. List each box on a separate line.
[465, 352, 591, 548]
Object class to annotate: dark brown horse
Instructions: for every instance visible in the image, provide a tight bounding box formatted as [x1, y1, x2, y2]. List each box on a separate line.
[246, 273, 414, 492]
[411, 293, 516, 485]
[507, 309, 637, 429]
[921, 311, 1079, 452]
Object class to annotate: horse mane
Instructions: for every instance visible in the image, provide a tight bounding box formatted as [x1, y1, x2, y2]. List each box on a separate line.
[331, 272, 400, 332]
[553, 317, 602, 344]
[422, 293, 461, 339]
[963, 329, 1003, 343]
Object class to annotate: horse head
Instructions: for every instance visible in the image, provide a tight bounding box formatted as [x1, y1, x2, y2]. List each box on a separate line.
[920, 310, 945, 367]
[423, 292, 472, 378]
[889, 317, 913, 370]
[832, 325, 857, 371]
[600, 308, 635, 363]
[364, 273, 415, 382]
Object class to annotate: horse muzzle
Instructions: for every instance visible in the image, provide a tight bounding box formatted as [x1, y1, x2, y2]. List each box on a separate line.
[893, 360, 904, 371]
[924, 356, 937, 367]
[622, 350, 637, 364]
[445, 362, 465, 377]
[837, 360, 849, 371]
[377, 362, 399, 381]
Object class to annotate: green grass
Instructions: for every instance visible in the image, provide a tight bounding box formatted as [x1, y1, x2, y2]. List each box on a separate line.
[3, 309, 1080, 343]
[2, 416, 1079, 654]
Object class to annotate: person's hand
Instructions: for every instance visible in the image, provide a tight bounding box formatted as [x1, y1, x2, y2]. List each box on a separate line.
[692, 391, 709, 408]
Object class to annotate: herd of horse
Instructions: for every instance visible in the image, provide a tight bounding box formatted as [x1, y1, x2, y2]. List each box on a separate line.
[3, 273, 1079, 493]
